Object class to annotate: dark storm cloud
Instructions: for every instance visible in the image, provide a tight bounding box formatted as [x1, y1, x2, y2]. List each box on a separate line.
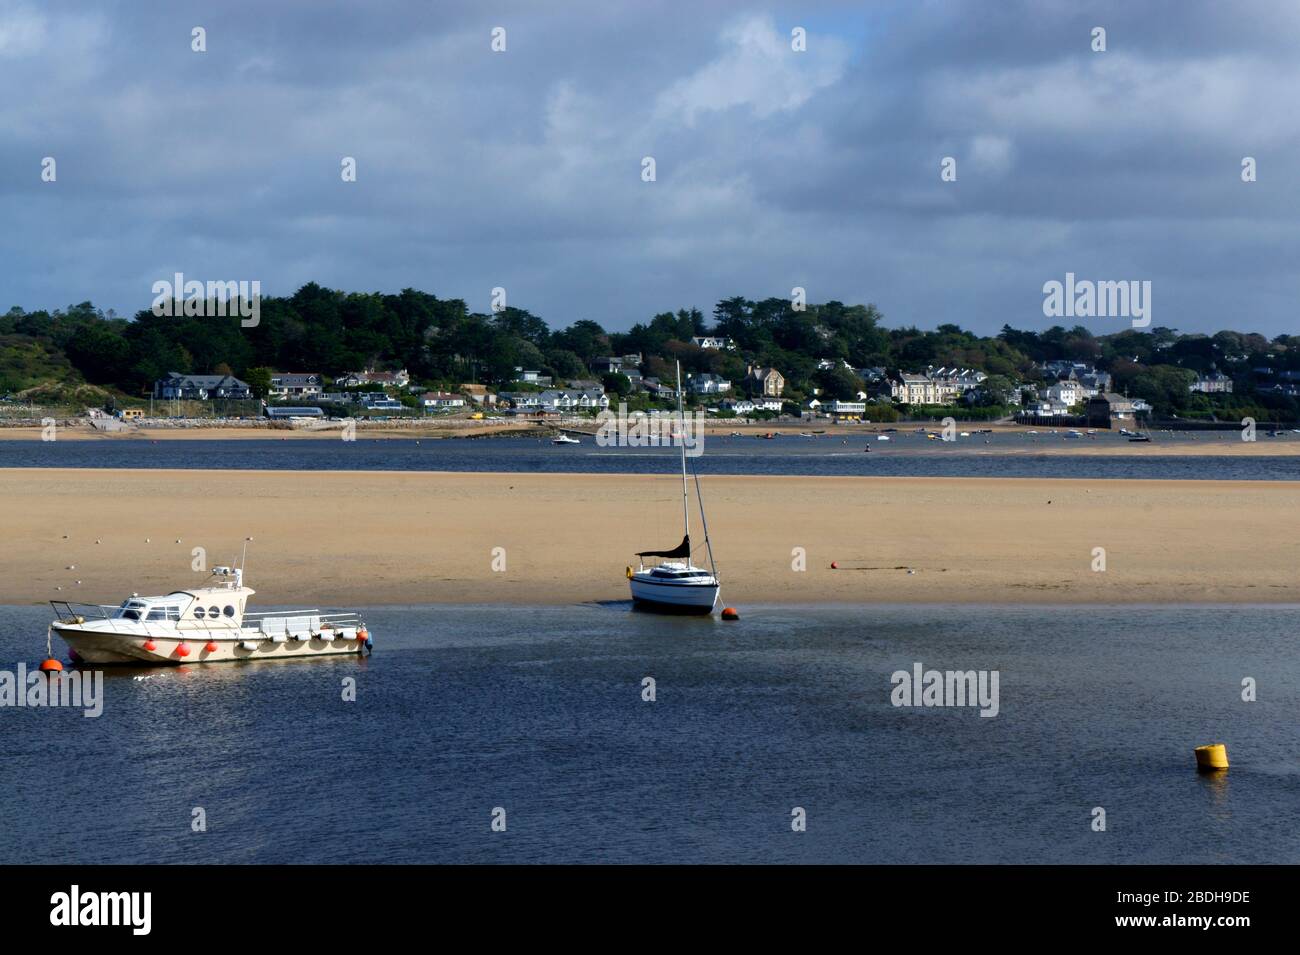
[2, 0, 1297, 335]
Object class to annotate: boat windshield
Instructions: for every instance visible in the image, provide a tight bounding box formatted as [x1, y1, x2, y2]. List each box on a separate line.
[113, 600, 181, 621]
[114, 600, 147, 620]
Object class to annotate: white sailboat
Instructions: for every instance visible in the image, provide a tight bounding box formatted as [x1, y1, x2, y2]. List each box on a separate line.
[627, 362, 720, 615]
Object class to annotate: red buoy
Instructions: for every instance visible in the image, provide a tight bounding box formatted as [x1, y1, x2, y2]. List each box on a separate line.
[204, 641, 219, 653]
[721, 607, 740, 620]
[831, 561, 839, 569]
[39, 658, 63, 672]
[143, 639, 157, 652]
[176, 642, 191, 658]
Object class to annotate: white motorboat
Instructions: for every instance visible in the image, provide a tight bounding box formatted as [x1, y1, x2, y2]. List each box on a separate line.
[552, 433, 581, 445]
[48, 563, 369, 665]
[627, 362, 720, 615]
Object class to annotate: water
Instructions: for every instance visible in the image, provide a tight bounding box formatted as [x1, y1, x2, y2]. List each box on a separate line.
[2, 603, 1296, 864]
[2, 433, 1298, 480]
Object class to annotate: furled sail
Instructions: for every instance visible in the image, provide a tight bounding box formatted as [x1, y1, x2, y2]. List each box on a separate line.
[637, 535, 691, 559]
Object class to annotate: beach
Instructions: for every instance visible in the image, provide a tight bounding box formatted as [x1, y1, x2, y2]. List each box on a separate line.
[3, 468, 1296, 606]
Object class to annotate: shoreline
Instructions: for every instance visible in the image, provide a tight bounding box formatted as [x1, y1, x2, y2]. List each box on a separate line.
[3, 468, 1297, 607]
[2, 423, 1299, 455]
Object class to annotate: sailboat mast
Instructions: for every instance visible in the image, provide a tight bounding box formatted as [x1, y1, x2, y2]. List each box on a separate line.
[676, 361, 690, 547]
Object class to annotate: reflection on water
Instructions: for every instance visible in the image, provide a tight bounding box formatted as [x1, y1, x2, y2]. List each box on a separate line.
[1, 602, 1297, 864]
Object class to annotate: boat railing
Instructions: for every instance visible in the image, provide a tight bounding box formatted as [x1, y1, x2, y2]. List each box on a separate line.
[50, 601, 121, 626]
[241, 610, 364, 634]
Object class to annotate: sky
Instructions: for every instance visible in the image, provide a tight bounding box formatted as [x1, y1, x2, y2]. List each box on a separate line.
[2, 0, 1299, 337]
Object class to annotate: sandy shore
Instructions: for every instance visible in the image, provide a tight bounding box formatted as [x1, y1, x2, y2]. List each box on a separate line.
[3, 468, 1297, 607]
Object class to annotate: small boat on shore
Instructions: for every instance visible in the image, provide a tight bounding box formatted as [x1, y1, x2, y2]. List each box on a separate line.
[48, 564, 370, 665]
[628, 362, 720, 615]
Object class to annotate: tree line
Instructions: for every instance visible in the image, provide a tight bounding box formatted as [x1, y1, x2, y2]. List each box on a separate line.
[3, 283, 1298, 420]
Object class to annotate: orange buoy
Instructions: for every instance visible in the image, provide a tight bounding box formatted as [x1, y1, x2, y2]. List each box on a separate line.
[721, 607, 740, 620]
[39, 658, 63, 672]
[204, 640, 219, 653]
[176, 642, 191, 658]
[142, 639, 157, 652]
[357, 629, 369, 642]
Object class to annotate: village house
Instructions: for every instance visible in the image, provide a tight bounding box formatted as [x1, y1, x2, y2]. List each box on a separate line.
[691, 336, 736, 351]
[1044, 379, 1086, 408]
[458, 383, 497, 406]
[534, 388, 610, 412]
[890, 367, 986, 405]
[689, 373, 732, 396]
[828, 400, 867, 419]
[642, 378, 678, 401]
[746, 366, 785, 397]
[152, 372, 251, 401]
[590, 356, 639, 376]
[267, 372, 323, 400]
[721, 398, 756, 415]
[512, 368, 552, 387]
[361, 395, 405, 412]
[499, 392, 543, 411]
[1191, 371, 1233, 394]
[1086, 392, 1151, 426]
[421, 391, 467, 412]
[336, 367, 410, 388]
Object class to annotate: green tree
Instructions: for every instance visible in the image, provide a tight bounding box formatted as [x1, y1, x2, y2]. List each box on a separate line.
[245, 367, 273, 399]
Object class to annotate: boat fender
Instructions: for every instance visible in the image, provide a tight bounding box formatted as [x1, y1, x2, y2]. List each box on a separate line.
[143, 639, 158, 652]
[204, 640, 219, 653]
[175, 642, 191, 658]
[625, 566, 633, 579]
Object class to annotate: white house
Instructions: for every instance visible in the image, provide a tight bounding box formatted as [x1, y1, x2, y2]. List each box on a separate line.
[689, 373, 732, 395]
[691, 336, 736, 351]
[268, 372, 323, 400]
[828, 400, 866, 417]
[513, 368, 552, 386]
[536, 388, 610, 412]
[338, 367, 410, 388]
[1191, 372, 1233, 394]
[421, 391, 466, 412]
[1044, 380, 1086, 407]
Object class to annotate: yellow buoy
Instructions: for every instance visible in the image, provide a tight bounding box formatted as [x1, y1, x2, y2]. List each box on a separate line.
[1195, 743, 1229, 772]
[625, 566, 634, 579]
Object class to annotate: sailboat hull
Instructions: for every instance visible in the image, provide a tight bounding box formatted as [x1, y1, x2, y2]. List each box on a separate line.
[629, 575, 719, 614]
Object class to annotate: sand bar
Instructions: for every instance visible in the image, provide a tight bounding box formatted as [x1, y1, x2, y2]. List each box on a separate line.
[2, 468, 1297, 607]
